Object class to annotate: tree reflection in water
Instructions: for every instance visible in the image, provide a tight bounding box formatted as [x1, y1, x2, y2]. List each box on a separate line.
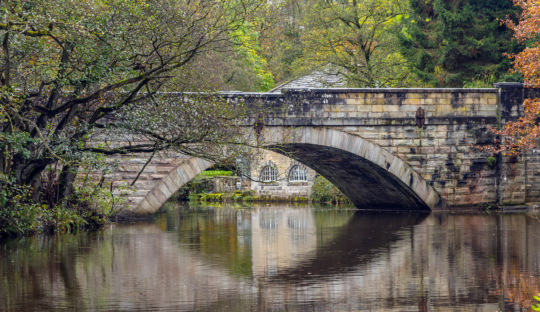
[0, 204, 540, 311]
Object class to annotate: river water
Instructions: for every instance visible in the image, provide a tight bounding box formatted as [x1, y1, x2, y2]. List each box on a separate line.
[1, 203, 540, 311]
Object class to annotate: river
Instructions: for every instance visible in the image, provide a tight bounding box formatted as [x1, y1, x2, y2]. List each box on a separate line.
[0, 203, 539, 311]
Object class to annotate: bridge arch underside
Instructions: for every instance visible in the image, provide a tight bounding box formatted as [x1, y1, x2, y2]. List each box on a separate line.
[130, 129, 443, 214]
[271, 143, 432, 211]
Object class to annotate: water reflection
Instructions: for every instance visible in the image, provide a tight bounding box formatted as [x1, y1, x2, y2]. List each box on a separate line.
[0, 204, 540, 311]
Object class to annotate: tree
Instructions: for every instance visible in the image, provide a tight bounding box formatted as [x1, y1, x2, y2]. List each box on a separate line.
[297, 0, 411, 88]
[482, 0, 540, 155]
[0, 0, 270, 204]
[398, 0, 521, 87]
[258, 0, 306, 84]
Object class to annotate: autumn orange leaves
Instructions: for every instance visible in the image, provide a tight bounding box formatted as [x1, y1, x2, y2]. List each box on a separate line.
[482, 0, 540, 155]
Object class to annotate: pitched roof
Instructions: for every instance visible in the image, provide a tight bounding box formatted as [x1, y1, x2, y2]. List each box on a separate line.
[269, 69, 346, 93]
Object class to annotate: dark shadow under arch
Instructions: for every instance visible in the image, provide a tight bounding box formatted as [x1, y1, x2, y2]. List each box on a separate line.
[270, 143, 431, 211]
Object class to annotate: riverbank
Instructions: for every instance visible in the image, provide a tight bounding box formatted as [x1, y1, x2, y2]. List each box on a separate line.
[187, 190, 349, 204]
[188, 191, 309, 203]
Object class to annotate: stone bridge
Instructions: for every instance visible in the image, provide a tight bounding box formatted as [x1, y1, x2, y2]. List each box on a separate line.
[104, 83, 540, 214]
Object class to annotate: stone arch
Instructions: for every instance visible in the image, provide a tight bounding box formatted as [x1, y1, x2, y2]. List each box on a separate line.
[130, 127, 444, 214]
[132, 157, 213, 214]
[264, 127, 445, 211]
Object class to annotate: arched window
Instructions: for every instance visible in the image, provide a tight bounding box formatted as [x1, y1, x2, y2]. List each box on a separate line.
[289, 165, 307, 182]
[261, 165, 278, 182]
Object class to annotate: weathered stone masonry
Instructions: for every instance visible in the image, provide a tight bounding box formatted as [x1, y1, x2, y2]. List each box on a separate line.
[237, 83, 538, 208]
[103, 83, 539, 214]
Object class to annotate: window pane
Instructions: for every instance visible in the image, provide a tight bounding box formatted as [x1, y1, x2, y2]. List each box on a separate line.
[289, 166, 307, 182]
[261, 165, 278, 182]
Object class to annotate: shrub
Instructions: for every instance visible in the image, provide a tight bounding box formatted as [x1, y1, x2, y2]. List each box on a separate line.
[0, 168, 128, 236]
[310, 175, 351, 204]
[0, 180, 43, 235]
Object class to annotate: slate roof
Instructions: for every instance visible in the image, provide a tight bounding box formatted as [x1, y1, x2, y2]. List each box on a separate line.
[269, 69, 346, 93]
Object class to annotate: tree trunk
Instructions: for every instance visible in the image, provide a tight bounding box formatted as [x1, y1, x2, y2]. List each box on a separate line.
[58, 165, 78, 204]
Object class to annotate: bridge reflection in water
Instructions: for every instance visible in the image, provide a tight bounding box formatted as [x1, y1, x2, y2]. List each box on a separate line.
[1, 204, 540, 311]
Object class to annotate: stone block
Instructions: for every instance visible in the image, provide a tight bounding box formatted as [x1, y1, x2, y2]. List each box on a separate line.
[376, 152, 387, 168]
[380, 132, 403, 139]
[418, 139, 437, 147]
[181, 162, 196, 180]
[393, 139, 414, 147]
[175, 167, 189, 185]
[415, 177, 431, 201]
[358, 140, 371, 158]
[404, 131, 421, 139]
[154, 184, 172, 201]
[148, 174, 167, 180]
[357, 132, 378, 139]
[339, 131, 351, 150]
[347, 112, 369, 118]
[434, 146, 452, 153]
[367, 144, 382, 164]
[340, 105, 359, 112]
[145, 192, 162, 209]
[344, 99, 360, 105]
[156, 166, 176, 173]
[399, 102, 418, 110]
[133, 199, 155, 214]
[189, 158, 202, 175]
[132, 190, 151, 197]
[425, 188, 444, 210]
[385, 153, 395, 168]
[162, 175, 180, 194]
[330, 130, 340, 148]
[374, 139, 392, 147]
[427, 132, 448, 139]
[397, 165, 413, 186]
[464, 98, 477, 105]
[350, 137, 363, 155]
[436, 104, 453, 112]
[325, 128, 334, 146]
[329, 112, 347, 118]
[389, 157, 405, 180]
[133, 181, 158, 190]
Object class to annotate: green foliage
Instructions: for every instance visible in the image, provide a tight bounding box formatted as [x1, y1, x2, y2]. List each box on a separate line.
[533, 293, 540, 311]
[0, 168, 127, 236]
[297, 0, 411, 87]
[0, 180, 43, 235]
[398, 0, 522, 87]
[486, 156, 497, 168]
[202, 170, 234, 177]
[310, 175, 351, 204]
[230, 22, 275, 91]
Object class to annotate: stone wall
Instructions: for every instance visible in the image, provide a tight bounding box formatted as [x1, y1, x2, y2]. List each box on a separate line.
[214, 176, 240, 193]
[249, 151, 316, 199]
